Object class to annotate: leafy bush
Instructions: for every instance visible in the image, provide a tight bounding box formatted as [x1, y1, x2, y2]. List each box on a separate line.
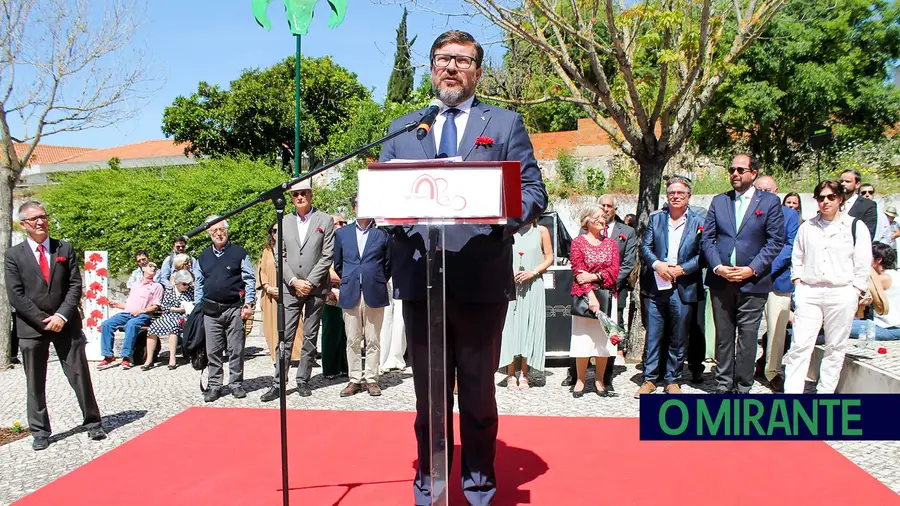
[606, 156, 639, 193]
[585, 166, 606, 194]
[556, 149, 577, 186]
[36, 157, 291, 274]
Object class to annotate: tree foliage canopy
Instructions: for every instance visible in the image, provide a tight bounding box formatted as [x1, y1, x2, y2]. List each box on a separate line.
[161, 55, 371, 169]
[694, 0, 900, 172]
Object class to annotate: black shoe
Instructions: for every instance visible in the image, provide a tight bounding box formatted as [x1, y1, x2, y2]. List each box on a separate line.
[10, 357, 20, 365]
[769, 375, 785, 393]
[561, 374, 574, 387]
[260, 387, 280, 402]
[32, 436, 50, 451]
[231, 386, 247, 399]
[572, 389, 584, 398]
[296, 382, 312, 397]
[204, 388, 222, 403]
[605, 383, 615, 393]
[87, 426, 107, 440]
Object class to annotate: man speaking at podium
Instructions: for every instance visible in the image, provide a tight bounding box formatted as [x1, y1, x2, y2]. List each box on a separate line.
[379, 30, 547, 506]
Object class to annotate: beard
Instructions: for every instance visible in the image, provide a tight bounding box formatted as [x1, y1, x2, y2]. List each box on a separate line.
[434, 82, 470, 107]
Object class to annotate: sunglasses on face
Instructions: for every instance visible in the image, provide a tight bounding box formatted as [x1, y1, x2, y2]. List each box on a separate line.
[728, 166, 752, 175]
[290, 191, 311, 198]
[815, 193, 839, 202]
[861, 190, 874, 195]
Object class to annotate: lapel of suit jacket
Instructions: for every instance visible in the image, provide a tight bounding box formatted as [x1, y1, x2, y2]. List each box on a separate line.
[20, 239, 50, 289]
[420, 122, 437, 159]
[677, 211, 696, 259]
[657, 212, 670, 261]
[48, 239, 60, 289]
[738, 191, 762, 234]
[298, 210, 319, 254]
[725, 190, 738, 234]
[358, 223, 379, 261]
[460, 99, 492, 161]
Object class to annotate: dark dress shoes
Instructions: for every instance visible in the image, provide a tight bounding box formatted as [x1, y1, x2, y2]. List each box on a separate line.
[32, 437, 50, 451]
[296, 382, 312, 397]
[231, 386, 247, 399]
[87, 427, 107, 441]
[260, 387, 280, 403]
[561, 374, 575, 387]
[204, 388, 222, 403]
[340, 382, 362, 397]
[367, 382, 382, 397]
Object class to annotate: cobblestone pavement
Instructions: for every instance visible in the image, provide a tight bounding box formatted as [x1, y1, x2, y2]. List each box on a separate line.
[847, 339, 900, 378]
[1, 327, 899, 505]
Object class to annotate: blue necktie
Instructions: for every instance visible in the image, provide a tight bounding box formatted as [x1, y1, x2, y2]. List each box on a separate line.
[437, 108, 460, 158]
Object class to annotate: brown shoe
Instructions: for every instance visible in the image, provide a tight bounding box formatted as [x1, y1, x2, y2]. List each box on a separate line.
[366, 382, 382, 397]
[340, 382, 362, 397]
[634, 381, 657, 399]
[665, 383, 683, 394]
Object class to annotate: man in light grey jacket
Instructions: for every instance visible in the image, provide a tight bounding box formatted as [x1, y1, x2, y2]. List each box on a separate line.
[260, 179, 335, 400]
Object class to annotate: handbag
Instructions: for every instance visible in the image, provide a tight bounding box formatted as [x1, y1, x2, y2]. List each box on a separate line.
[572, 286, 612, 318]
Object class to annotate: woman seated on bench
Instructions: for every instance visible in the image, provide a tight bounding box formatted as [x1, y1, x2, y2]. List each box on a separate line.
[142, 269, 195, 370]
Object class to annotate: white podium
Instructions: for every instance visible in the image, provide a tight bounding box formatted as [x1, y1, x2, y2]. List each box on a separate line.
[359, 160, 521, 505]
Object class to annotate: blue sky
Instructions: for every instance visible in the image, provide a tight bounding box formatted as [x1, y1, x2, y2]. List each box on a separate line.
[45, 0, 500, 149]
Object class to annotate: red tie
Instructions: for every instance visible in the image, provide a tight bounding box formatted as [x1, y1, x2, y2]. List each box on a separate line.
[37, 244, 50, 283]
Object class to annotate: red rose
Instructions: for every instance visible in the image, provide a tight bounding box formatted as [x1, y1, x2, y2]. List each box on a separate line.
[96, 268, 108, 277]
[90, 282, 102, 291]
[55, 256, 66, 263]
[84, 261, 96, 271]
[89, 253, 103, 263]
[85, 290, 96, 300]
[90, 310, 103, 319]
[518, 251, 524, 256]
[317, 226, 324, 233]
[179, 317, 185, 326]
[697, 225, 704, 232]
[97, 296, 109, 306]
[610, 335, 621, 346]
[755, 210, 763, 216]
[878, 347, 888, 355]
[475, 136, 494, 147]
[618, 234, 626, 241]
[239, 290, 245, 297]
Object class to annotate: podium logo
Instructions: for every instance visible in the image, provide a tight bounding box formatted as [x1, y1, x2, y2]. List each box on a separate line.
[410, 174, 467, 211]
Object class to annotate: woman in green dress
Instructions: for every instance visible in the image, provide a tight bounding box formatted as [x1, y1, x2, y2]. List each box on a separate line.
[499, 220, 554, 389]
[321, 214, 349, 379]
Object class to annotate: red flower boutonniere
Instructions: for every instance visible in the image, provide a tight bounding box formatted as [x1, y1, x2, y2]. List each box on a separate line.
[475, 136, 494, 148]
[317, 226, 324, 233]
[697, 225, 704, 234]
[755, 210, 764, 216]
[618, 234, 626, 241]
[878, 347, 888, 355]
[55, 256, 66, 263]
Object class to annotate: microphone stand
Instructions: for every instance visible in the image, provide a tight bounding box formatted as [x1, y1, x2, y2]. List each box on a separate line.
[184, 118, 418, 506]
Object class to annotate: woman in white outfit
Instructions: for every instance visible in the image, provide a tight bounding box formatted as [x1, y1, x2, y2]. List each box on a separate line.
[783, 180, 872, 394]
[379, 280, 407, 372]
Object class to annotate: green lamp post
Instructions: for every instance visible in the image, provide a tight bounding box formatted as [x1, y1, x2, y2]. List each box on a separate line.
[252, 0, 348, 176]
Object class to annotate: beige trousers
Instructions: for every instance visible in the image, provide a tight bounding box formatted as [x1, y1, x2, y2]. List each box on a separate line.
[764, 291, 792, 381]
[343, 292, 385, 384]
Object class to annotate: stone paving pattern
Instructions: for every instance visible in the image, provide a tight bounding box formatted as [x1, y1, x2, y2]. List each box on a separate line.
[1, 315, 899, 504]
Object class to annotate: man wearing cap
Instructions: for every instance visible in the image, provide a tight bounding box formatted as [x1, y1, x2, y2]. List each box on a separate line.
[260, 179, 335, 401]
[885, 204, 900, 251]
[860, 183, 893, 245]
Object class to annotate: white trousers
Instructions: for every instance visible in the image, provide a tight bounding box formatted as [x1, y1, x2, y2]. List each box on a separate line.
[783, 284, 857, 394]
[343, 293, 385, 383]
[379, 297, 407, 371]
[764, 291, 792, 381]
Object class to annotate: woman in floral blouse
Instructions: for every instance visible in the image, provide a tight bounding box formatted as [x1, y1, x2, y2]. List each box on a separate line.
[569, 205, 620, 397]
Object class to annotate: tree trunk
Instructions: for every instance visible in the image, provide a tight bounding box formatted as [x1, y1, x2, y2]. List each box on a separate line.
[0, 165, 16, 370]
[625, 158, 667, 363]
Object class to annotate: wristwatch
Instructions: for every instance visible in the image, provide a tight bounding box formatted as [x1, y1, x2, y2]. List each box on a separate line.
[532, 270, 540, 278]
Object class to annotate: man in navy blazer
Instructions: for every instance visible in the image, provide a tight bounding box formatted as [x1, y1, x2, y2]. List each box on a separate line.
[753, 176, 800, 393]
[333, 194, 391, 397]
[636, 177, 704, 397]
[378, 30, 547, 506]
[701, 155, 785, 394]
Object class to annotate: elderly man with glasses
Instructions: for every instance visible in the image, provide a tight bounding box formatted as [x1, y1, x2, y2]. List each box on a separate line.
[98, 262, 163, 370]
[701, 154, 785, 394]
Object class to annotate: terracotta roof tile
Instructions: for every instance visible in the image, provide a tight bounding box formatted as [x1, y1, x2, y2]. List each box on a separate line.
[13, 143, 96, 166]
[58, 139, 190, 163]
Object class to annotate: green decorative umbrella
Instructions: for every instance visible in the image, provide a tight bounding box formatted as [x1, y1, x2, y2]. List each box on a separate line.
[251, 0, 348, 175]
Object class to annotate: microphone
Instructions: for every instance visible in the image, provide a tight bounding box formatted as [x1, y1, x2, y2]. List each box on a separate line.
[415, 100, 443, 140]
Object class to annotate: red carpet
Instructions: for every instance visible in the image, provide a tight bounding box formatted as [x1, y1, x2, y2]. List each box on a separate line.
[14, 408, 899, 505]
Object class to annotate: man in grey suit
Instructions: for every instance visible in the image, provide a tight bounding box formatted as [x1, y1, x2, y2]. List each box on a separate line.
[379, 30, 547, 506]
[260, 179, 335, 400]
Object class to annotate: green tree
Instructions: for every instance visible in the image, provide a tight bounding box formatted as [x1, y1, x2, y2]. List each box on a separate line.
[36, 158, 288, 274]
[694, 0, 900, 173]
[161, 55, 371, 171]
[386, 8, 417, 104]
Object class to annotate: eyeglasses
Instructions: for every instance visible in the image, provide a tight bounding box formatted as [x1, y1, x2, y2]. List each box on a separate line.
[666, 191, 689, 198]
[728, 166, 752, 175]
[815, 193, 839, 202]
[21, 214, 49, 224]
[433, 54, 476, 69]
[588, 217, 604, 224]
[861, 190, 874, 196]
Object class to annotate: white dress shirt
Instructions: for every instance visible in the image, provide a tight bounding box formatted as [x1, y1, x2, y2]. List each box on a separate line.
[432, 95, 475, 153]
[25, 236, 67, 322]
[734, 186, 756, 230]
[791, 213, 872, 293]
[296, 208, 314, 247]
[844, 193, 858, 213]
[652, 214, 687, 269]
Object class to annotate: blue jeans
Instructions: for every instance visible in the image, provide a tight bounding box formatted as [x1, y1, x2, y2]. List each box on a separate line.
[644, 289, 695, 384]
[100, 312, 151, 358]
[849, 318, 900, 341]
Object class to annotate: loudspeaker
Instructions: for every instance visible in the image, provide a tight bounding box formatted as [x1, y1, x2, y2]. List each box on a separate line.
[544, 266, 574, 357]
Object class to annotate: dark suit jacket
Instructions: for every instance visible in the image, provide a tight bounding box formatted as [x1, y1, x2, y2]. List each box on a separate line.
[333, 222, 391, 310]
[609, 220, 636, 292]
[770, 206, 800, 293]
[640, 208, 704, 303]
[5, 238, 83, 339]
[701, 189, 785, 294]
[379, 97, 548, 303]
[848, 196, 878, 240]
